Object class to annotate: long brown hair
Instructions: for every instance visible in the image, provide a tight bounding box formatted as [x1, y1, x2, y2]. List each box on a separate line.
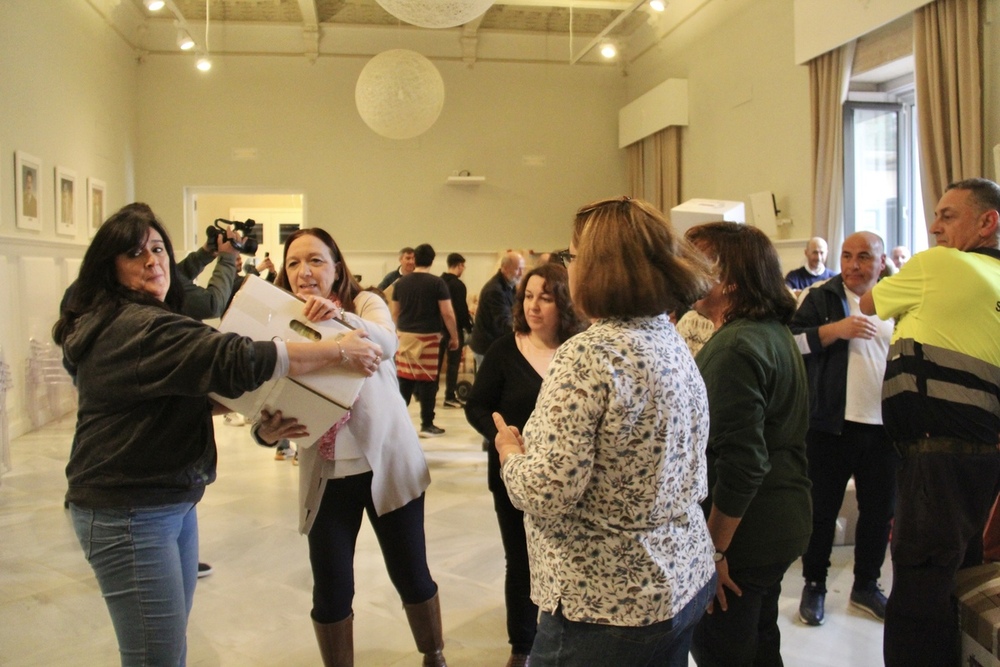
[275, 228, 363, 313]
[685, 221, 797, 325]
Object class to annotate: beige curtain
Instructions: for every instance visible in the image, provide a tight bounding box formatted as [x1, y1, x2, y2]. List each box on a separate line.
[626, 141, 644, 199]
[652, 126, 682, 214]
[914, 0, 982, 223]
[809, 41, 855, 263]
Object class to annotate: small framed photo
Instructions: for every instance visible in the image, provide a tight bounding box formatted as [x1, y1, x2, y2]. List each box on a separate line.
[55, 166, 77, 236]
[15, 151, 42, 231]
[87, 177, 106, 238]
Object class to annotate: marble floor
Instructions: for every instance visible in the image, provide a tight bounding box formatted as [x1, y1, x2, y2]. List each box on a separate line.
[0, 399, 888, 666]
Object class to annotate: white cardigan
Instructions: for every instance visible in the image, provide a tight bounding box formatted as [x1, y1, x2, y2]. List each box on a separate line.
[297, 290, 430, 534]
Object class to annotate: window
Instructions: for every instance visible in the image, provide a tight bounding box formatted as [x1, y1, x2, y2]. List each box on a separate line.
[843, 98, 925, 253]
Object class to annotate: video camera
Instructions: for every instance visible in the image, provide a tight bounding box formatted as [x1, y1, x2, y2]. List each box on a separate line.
[206, 218, 258, 256]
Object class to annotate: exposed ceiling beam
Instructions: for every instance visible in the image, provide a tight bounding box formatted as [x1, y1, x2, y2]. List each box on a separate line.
[461, 14, 487, 67]
[296, 0, 319, 61]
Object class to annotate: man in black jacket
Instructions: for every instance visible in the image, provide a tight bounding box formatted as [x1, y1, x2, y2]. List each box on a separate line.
[468, 251, 524, 366]
[790, 231, 896, 626]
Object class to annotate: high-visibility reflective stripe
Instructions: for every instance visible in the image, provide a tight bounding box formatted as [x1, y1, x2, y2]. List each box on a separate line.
[883, 373, 917, 400]
[927, 379, 1000, 414]
[922, 343, 1000, 388]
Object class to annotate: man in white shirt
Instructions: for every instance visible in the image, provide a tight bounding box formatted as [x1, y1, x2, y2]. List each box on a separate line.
[789, 231, 896, 627]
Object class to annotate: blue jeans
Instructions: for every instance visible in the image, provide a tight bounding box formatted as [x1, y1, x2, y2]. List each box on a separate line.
[529, 577, 715, 667]
[70, 502, 199, 667]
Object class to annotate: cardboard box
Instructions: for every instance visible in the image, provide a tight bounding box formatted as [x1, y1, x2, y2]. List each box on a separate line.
[958, 563, 1000, 667]
[209, 275, 366, 446]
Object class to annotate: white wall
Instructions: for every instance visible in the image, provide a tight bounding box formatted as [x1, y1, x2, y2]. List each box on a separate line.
[627, 0, 814, 245]
[135, 55, 628, 254]
[0, 0, 141, 438]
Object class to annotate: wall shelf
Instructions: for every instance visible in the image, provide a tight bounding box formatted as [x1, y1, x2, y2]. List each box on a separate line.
[446, 175, 485, 185]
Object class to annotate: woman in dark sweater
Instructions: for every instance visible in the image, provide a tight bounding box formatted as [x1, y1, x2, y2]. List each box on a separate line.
[685, 222, 812, 667]
[464, 263, 586, 667]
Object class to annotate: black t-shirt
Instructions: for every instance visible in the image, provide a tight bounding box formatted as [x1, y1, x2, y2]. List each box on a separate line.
[393, 272, 450, 333]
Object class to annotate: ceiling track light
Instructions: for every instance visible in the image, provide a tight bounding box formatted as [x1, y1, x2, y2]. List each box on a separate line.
[144, 0, 166, 11]
[649, 0, 667, 12]
[600, 42, 617, 59]
[196, 56, 212, 71]
[177, 28, 195, 51]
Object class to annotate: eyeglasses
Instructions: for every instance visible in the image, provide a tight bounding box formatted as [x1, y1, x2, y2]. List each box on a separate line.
[575, 195, 632, 218]
[554, 249, 577, 265]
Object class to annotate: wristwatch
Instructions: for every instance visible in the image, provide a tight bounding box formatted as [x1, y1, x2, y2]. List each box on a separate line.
[713, 549, 727, 563]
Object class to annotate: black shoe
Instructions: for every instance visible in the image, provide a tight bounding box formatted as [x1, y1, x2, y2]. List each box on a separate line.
[799, 581, 826, 626]
[419, 425, 445, 438]
[850, 583, 887, 621]
[442, 399, 463, 408]
[197, 562, 214, 578]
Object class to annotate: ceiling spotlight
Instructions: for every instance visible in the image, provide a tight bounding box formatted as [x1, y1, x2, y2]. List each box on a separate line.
[144, 0, 166, 10]
[177, 29, 195, 51]
[600, 42, 617, 59]
[196, 57, 212, 72]
[649, 0, 666, 11]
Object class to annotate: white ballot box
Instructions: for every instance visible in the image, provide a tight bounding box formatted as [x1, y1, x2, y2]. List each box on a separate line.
[209, 275, 365, 446]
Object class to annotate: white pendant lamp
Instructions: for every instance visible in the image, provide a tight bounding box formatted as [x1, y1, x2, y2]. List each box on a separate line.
[375, 0, 495, 29]
[355, 49, 445, 140]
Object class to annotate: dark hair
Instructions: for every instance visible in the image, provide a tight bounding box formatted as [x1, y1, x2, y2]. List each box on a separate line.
[947, 178, 1000, 213]
[53, 203, 184, 346]
[511, 263, 586, 343]
[399, 247, 415, 257]
[413, 243, 435, 268]
[446, 253, 466, 268]
[276, 228, 364, 313]
[570, 196, 715, 318]
[685, 221, 797, 325]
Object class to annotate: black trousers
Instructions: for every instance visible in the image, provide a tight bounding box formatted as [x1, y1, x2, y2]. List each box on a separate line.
[800, 422, 898, 588]
[884, 450, 1000, 667]
[437, 331, 464, 402]
[398, 377, 438, 427]
[307, 473, 437, 623]
[493, 485, 538, 654]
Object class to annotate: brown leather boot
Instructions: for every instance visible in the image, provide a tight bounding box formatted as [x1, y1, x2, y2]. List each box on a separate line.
[313, 614, 354, 667]
[403, 593, 447, 666]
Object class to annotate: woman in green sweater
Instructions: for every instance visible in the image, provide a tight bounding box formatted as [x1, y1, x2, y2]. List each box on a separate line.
[685, 221, 812, 667]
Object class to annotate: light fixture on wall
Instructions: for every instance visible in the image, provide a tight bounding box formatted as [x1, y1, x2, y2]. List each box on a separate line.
[355, 49, 445, 140]
[177, 27, 195, 51]
[144, 0, 166, 11]
[375, 0, 495, 29]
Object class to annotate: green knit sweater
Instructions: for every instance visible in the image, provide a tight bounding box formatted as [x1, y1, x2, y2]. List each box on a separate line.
[695, 317, 812, 569]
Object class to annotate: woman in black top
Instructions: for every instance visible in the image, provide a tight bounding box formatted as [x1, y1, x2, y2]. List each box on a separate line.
[464, 263, 586, 667]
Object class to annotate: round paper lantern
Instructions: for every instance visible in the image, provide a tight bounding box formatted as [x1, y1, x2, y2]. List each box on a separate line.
[355, 49, 445, 140]
[375, 0, 495, 29]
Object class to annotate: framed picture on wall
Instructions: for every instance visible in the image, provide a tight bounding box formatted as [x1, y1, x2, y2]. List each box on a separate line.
[15, 151, 42, 231]
[55, 166, 77, 237]
[87, 177, 106, 238]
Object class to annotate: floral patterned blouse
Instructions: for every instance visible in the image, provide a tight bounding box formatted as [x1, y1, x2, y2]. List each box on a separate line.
[501, 315, 716, 625]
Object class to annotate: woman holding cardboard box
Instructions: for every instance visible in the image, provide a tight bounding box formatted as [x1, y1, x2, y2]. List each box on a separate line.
[53, 204, 378, 667]
[254, 227, 447, 667]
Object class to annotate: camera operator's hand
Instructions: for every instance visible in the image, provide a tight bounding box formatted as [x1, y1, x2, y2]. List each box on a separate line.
[217, 229, 242, 258]
[256, 409, 309, 444]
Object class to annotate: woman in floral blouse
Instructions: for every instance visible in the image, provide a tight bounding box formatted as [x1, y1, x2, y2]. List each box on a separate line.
[493, 197, 718, 666]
